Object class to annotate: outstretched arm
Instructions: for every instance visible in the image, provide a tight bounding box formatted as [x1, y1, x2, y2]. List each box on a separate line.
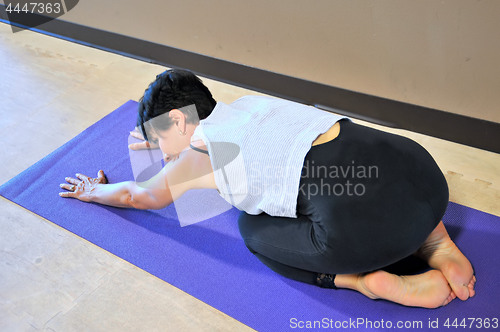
[59, 170, 173, 210]
[59, 149, 201, 209]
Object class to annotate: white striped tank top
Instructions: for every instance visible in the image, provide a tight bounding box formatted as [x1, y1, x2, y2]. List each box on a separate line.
[192, 95, 346, 218]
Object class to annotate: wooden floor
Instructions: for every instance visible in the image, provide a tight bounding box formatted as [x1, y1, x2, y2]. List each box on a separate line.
[1, 22, 499, 331]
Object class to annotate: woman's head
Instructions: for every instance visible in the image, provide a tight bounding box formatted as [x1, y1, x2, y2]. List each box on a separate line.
[136, 69, 216, 146]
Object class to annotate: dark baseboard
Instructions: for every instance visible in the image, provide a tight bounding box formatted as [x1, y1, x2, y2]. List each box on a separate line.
[1, 7, 499, 153]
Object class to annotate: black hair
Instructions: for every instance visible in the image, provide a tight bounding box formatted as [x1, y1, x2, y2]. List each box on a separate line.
[136, 69, 216, 141]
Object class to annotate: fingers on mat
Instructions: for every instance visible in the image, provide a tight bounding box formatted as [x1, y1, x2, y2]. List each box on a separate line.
[59, 183, 73, 191]
[65, 177, 79, 185]
[75, 173, 87, 181]
[128, 141, 150, 150]
[58, 191, 74, 197]
[129, 131, 143, 139]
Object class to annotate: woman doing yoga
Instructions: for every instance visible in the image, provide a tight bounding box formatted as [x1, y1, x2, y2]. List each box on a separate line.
[59, 69, 475, 308]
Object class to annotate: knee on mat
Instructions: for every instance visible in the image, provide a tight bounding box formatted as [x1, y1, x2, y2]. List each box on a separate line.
[237, 213, 259, 254]
[237, 212, 252, 237]
[242, 240, 257, 254]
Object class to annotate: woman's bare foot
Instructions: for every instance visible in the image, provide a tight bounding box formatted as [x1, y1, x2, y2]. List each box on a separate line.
[335, 270, 456, 308]
[416, 221, 475, 301]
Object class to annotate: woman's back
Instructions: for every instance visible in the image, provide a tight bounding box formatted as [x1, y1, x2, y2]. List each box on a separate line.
[190, 95, 346, 217]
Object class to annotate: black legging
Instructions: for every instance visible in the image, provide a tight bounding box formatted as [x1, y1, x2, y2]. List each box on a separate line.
[238, 119, 449, 288]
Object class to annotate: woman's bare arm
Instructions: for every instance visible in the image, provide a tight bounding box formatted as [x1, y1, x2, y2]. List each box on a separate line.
[90, 180, 169, 210]
[59, 148, 211, 210]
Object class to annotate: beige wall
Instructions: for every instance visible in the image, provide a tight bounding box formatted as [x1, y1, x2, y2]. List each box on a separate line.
[58, 0, 500, 123]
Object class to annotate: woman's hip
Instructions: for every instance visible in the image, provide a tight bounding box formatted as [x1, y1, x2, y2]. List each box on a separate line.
[296, 120, 449, 270]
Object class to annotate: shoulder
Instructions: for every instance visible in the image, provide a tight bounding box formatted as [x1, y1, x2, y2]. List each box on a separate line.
[230, 95, 279, 110]
[169, 141, 216, 190]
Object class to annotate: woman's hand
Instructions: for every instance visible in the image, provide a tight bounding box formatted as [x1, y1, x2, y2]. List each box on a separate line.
[59, 170, 108, 202]
[128, 127, 159, 150]
[129, 127, 177, 163]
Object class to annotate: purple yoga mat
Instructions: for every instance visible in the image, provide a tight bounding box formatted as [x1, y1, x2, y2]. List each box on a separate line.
[1, 100, 499, 331]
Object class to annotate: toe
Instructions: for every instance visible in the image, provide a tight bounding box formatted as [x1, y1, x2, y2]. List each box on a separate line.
[443, 293, 455, 306]
[468, 279, 476, 298]
[452, 284, 470, 301]
[442, 261, 473, 301]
